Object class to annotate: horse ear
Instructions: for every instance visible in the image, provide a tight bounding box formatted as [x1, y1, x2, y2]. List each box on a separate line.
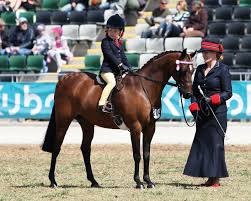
[190, 50, 197, 58]
[180, 48, 187, 59]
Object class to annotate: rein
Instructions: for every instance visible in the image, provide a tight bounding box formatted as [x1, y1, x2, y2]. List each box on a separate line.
[130, 71, 177, 87]
[129, 59, 194, 88]
[179, 91, 197, 127]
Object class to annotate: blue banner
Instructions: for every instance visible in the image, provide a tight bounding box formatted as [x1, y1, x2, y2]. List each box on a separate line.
[0, 83, 55, 118]
[0, 81, 251, 119]
[161, 81, 251, 119]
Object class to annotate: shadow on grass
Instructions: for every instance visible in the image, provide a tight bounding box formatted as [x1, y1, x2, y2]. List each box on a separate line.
[13, 183, 131, 189]
[13, 183, 86, 189]
[60, 185, 130, 189]
[156, 182, 201, 189]
[13, 183, 49, 188]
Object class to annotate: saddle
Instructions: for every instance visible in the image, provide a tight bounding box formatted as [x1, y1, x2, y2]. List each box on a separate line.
[96, 72, 127, 90]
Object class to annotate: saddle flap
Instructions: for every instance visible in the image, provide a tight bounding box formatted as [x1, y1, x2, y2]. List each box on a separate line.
[96, 75, 105, 85]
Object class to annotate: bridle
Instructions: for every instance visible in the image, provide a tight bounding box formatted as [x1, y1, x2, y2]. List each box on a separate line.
[130, 59, 194, 88]
[175, 60, 194, 71]
[176, 56, 197, 127]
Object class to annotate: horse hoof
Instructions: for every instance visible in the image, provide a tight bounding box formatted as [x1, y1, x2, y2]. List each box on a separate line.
[50, 183, 58, 188]
[135, 184, 144, 189]
[147, 183, 155, 189]
[91, 183, 102, 188]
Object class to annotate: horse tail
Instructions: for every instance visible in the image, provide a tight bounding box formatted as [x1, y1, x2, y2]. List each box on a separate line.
[42, 104, 56, 153]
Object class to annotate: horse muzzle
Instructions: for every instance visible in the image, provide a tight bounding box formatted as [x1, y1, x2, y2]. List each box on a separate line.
[178, 86, 192, 99]
[183, 92, 192, 99]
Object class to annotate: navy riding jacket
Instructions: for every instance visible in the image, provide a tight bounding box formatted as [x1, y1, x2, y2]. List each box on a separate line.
[191, 61, 232, 114]
[100, 36, 131, 74]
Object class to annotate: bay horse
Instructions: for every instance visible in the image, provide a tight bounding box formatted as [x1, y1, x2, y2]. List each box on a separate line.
[42, 49, 196, 189]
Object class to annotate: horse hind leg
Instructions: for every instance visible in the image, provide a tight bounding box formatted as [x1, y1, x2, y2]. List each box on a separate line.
[77, 118, 101, 188]
[49, 106, 74, 188]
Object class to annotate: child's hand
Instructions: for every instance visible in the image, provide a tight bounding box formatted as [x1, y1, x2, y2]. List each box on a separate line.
[120, 64, 130, 72]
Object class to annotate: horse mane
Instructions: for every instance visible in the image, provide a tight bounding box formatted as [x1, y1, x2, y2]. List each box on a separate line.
[141, 50, 180, 69]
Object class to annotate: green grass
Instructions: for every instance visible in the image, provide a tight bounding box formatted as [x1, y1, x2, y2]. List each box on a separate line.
[0, 145, 250, 201]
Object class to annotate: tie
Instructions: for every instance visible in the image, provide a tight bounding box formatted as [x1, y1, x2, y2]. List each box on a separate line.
[115, 39, 120, 47]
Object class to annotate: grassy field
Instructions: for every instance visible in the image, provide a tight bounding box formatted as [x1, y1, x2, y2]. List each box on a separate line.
[0, 144, 250, 201]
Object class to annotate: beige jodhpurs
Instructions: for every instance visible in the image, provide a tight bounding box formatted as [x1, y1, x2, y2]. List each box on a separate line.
[98, 72, 116, 106]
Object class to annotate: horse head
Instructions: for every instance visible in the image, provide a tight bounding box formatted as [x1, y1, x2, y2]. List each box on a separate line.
[171, 49, 196, 99]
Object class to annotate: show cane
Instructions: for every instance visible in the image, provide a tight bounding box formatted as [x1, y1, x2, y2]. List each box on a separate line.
[198, 86, 229, 141]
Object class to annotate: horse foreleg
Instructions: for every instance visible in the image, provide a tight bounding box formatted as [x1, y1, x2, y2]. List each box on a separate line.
[142, 122, 156, 188]
[130, 127, 144, 189]
[79, 120, 101, 188]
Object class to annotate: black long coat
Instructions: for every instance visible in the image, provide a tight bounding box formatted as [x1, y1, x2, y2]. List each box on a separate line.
[183, 61, 232, 178]
[100, 36, 131, 75]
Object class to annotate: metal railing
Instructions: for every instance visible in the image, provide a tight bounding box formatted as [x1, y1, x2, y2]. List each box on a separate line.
[0, 73, 59, 82]
[0, 71, 251, 82]
[230, 71, 251, 81]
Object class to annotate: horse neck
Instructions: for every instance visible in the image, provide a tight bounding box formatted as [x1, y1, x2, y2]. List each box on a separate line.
[137, 54, 175, 107]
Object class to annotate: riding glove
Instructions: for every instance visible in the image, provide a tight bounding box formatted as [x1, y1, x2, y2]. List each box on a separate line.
[189, 102, 201, 120]
[121, 64, 130, 71]
[203, 94, 221, 105]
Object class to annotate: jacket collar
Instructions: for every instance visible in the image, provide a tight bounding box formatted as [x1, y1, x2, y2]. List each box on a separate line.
[202, 61, 219, 69]
[201, 61, 219, 76]
[106, 36, 121, 49]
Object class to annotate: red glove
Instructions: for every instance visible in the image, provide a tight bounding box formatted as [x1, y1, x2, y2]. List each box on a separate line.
[211, 94, 221, 105]
[189, 102, 200, 112]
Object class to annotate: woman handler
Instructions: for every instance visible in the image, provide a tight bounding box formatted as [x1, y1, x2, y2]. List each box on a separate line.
[184, 39, 232, 187]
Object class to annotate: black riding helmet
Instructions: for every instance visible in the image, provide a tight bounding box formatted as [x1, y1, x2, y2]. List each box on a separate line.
[106, 14, 125, 31]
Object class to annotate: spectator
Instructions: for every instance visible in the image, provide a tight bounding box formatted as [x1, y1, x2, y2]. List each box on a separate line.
[141, 0, 172, 38]
[9, 0, 22, 11]
[32, 24, 51, 55]
[99, 0, 119, 10]
[144, 0, 171, 26]
[32, 24, 51, 72]
[4, 17, 34, 56]
[0, 0, 12, 12]
[180, 0, 208, 37]
[114, 0, 145, 26]
[20, 0, 41, 11]
[157, 0, 190, 37]
[60, 0, 88, 12]
[0, 18, 9, 54]
[47, 27, 73, 73]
